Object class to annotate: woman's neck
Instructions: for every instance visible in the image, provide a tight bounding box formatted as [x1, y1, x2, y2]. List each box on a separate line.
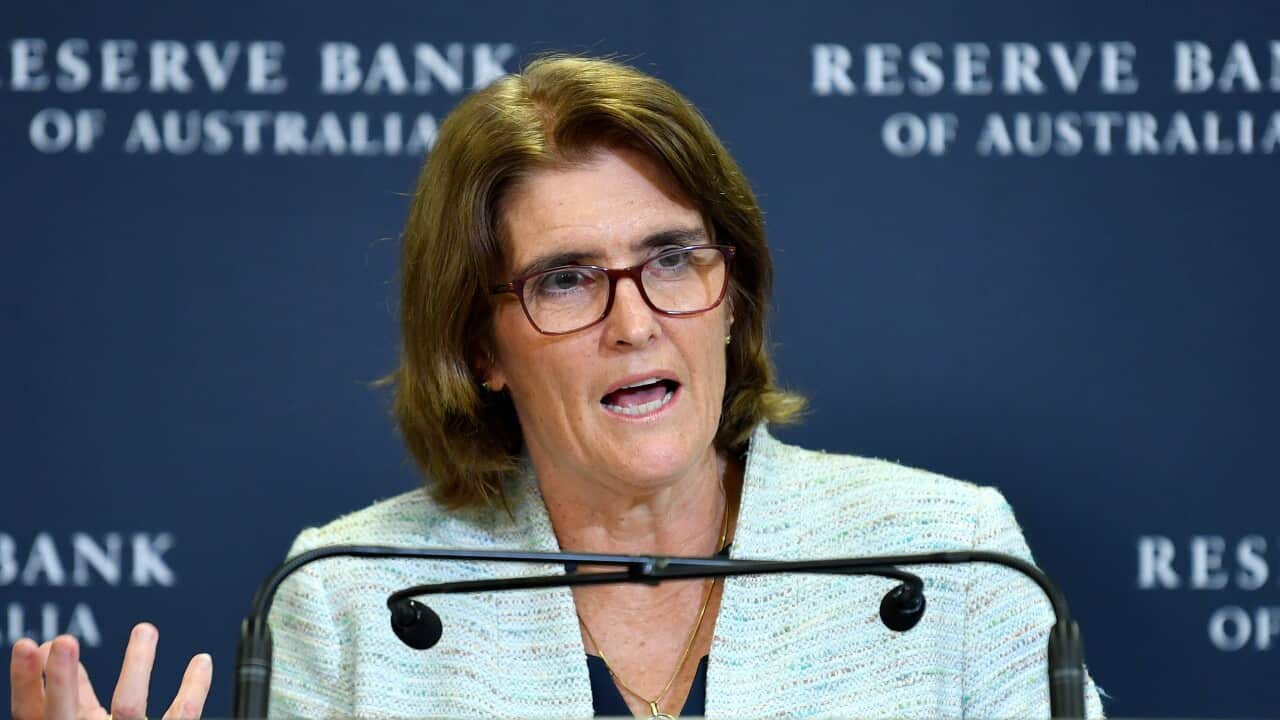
[536, 448, 738, 559]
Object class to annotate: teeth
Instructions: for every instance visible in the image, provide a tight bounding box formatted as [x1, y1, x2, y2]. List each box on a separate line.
[618, 376, 662, 390]
[604, 389, 675, 416]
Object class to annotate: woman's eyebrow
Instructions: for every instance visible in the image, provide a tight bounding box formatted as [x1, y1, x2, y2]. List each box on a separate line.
[638, 227, 708, 250]
[512, 250, 592, 279]
[511, 227, 708, 278]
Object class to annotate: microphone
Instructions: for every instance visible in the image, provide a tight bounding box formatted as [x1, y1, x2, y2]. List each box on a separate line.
[235, 546, 1085, 718]
[383, 555, 926, 651]
[234, 545, 923, 718]
[879, 581, 927, 632]
[386, 586, 924, 652]
[389, 596, 443, 650]
[388, 591, 928, 648]
[386, 549, 1085, 718]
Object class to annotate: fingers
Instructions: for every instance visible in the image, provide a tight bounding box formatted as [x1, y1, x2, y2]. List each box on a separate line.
[110, 623, 158, 720]
[10, 638, 45, 720]
[13, 624, 205, 720]
[36, 639, 54, 670]
[77, 661, 109, 720]
[43, 636, 82, 720]
[162, 654, 212, 720]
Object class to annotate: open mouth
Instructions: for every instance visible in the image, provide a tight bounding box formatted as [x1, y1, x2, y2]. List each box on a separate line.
[600, 378, 680, 417]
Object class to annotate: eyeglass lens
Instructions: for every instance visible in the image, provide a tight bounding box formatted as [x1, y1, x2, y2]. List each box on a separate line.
[522, 247, 727, 334]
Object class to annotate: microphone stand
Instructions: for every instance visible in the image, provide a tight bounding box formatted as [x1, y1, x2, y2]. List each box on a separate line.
[234, 546, 1085, 719]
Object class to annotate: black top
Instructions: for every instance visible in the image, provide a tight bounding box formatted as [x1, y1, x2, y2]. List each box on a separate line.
[588, 653, 708, 717]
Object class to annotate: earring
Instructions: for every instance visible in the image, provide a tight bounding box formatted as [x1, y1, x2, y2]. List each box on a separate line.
[724, 333, 732, 345]
[481, 380, 491, 391]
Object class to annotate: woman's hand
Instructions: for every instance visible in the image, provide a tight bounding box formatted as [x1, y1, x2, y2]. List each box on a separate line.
[10, 623, 212, 720]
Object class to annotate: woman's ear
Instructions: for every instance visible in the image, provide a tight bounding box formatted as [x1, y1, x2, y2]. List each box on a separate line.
[477, 347, 507, 393]
[484, 369, 507, 393]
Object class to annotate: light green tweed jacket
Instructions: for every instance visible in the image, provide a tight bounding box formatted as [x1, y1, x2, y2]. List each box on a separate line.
[268, 424, 1104, 718]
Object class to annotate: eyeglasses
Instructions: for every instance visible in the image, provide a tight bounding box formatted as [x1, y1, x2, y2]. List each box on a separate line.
[491, 244, 736, 335]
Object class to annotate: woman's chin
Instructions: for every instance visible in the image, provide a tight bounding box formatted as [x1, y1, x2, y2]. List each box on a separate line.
[599, 437, 708, 489]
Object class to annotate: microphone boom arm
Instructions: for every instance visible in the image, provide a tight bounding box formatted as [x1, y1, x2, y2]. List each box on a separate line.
[387, 555, 921, 600]
[235, 545, 1087, 719]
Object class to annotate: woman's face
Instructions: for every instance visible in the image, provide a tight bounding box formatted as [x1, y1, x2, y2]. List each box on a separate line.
[487, 146, 732, 495]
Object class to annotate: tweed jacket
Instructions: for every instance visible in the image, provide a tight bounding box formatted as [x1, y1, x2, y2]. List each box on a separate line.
[268, 424, 1104, 718]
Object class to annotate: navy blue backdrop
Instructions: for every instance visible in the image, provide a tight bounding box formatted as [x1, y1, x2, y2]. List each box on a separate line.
[3, 1, 1277, 716]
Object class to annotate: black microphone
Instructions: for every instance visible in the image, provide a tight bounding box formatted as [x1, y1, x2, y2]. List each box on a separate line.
[384, 555, 925, 650]
[879, 581, 927, 632]
[387, 549, 1085, 719]
[389, 596, 442, 650]
[234, 545, 924, 718]
[386, 585, 924, 651]
[236, 547, 1085, 718]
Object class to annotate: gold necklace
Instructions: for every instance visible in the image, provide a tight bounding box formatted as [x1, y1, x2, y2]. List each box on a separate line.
[577, 491, 730, 720]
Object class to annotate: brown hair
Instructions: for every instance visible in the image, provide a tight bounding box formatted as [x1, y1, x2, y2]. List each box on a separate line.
[389, 55, 804, 509]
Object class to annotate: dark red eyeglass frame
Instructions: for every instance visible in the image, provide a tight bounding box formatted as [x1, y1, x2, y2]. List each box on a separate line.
[489, 244, 736, 336]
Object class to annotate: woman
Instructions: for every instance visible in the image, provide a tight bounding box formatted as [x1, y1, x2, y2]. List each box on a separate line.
[11, 56, 1103, 719]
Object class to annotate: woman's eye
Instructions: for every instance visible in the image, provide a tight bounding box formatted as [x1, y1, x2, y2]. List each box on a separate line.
[655, 250, 691, 268]
[537, 270, 589, 293]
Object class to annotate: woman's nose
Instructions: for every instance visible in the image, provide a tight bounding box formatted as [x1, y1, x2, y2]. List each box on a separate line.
[602, 276, 660, 347]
